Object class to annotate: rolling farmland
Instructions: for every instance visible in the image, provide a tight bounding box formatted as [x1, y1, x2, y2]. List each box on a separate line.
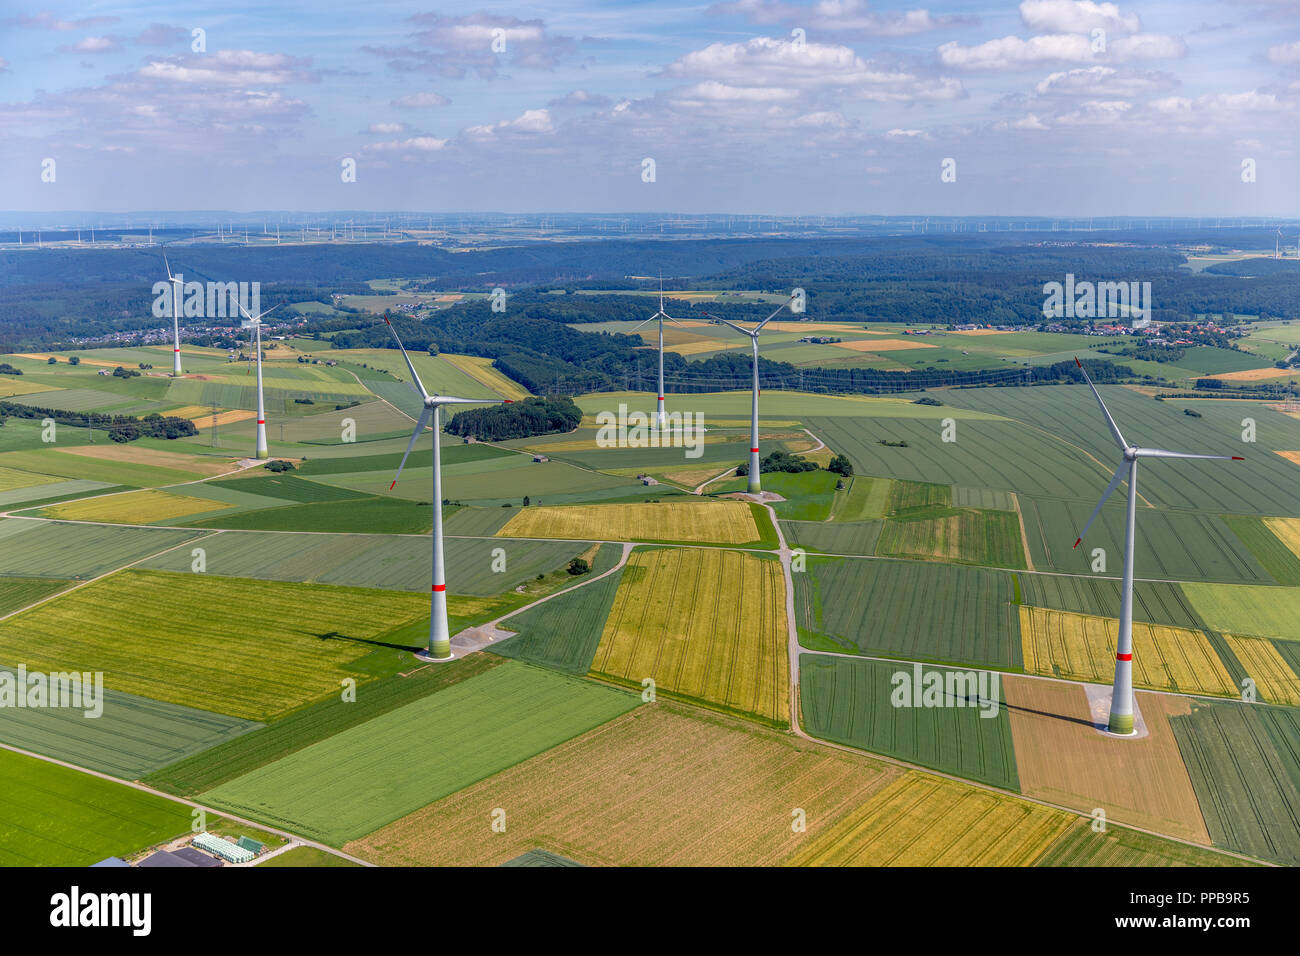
[591, 548, 789, 724]
[40, 488, 229, 525]
[799, 654, 1020, 789]
[876, 507, 1026, 569]
[781, 519, 882, 556]
[1034, 820, 1254, 867]
[347, 704, 901, 866]
[1018, 606, 1238, 697]
[1183, 582, 1300, 640]
[0, 519, 203, 579]
[202, 662, 638, 845]
[0, 748, 192, 866]
[1222, 634, 1300, 706]
[796, 557, 1021, 669]
[1169, 699, 1300, 865]
[0, 570, 431, 720]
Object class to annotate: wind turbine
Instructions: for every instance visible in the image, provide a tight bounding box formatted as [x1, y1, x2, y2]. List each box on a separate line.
[1277, 228, 1283, 259]
[704, 294, 799, 494]
[628, 276, 682, 429]
[236, 302, 279, 459]
[1071, 357, 1242, 735]
[163, 256, 184, 376]
[383, 312, 510, 661]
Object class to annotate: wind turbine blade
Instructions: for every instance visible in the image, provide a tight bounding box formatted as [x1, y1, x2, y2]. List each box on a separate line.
[430, 396, 508, 406]
[702, 312, 753, 336]
[382, 312, 429, 399]
[628, 315, 656, 332]
[1135, 447, 1244, 461]
[1073, 462, 1127, 549]
[390, 406, 432, 489]
[1074, 357, 1127, 451]
[163, 255, 173, 280]
[754, 299, 790, 333]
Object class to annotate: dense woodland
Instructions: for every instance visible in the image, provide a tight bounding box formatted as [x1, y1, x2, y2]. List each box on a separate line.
[445, 395, 582, 440]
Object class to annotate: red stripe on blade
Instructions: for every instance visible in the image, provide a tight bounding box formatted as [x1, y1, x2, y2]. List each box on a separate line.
[1232, 456, 1244, 460]
[389, 480, 396, 490]
[1073, 537, 1082, 549]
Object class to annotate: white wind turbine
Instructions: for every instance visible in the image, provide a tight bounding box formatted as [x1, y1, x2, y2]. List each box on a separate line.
[628, 276, 682, 429]
[163, 256, 184, 376]
[704, 295, 798, 494]
[236, 302, 279, 459]
[383, 312, 510, 661]
[1071, 357, 1242, 735]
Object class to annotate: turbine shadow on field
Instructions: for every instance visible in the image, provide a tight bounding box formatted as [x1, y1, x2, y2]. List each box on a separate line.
[999, 697, 1096, 730]
[312, 630, 423, 653]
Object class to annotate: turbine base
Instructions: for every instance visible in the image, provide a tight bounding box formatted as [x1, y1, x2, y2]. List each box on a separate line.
[1107, 711, 1135, 735]
[415, 648, 455, 664]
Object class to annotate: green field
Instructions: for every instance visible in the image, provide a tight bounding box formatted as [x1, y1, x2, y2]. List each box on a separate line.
[799, 654, 1019, 790]
[0, 748, 192, 866]
[830, 475, 893, 521]
[877, 507, 1026, 569]
[258, 845, 362, 867]
[796, 557, 1021, 669]
[201, 662, 639, 844]
[0, 519, 203, 578]
[0, 570, 431, 720]
[1183, 582, 1300, 640]
[1222, 516, 1300, 586]
[138, 529, 591, 596]
[146, 654, 503, 795]
[491, 567, 626, 673]
[189, 495, 432, 534]
[207, 473, 366, 502]
[1020, 496, 1271, 584]
[0, 672, 259, 779]
[713, 469, 841, 521]
[781, 519, 882, 556]
[1019, 574, 1205, 630]
[1169, 699, 1300, 865]
[0, 576, 72, 615]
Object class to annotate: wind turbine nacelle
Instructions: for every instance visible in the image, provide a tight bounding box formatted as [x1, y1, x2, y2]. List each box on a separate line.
[241, 319, 260, 329]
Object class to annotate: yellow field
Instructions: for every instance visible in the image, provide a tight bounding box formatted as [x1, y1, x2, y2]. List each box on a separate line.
[42, 489, 224, 525]
[1207, 366, 1295, 382]
[165, 405, 259, 429]
[498, 499, 761, 544]
[1224, 634, 1300, 706]
[1019, 606, 1237, 697]
[592, 548, 789, 723]
[666, 339, 747, 356]
[1263, 516, 1300, 558]
[12, 353, 120, 368]
[787, 773, 1074, 866]
[949, 328, 1015, 336]
[0, 377, 59, 398]
[657, 465, 734, 488]
[439, 353, 530, 401]
[0, 466, 60, 492]
[1274, 450, 1300, 467]
[833, 338, 936, 352]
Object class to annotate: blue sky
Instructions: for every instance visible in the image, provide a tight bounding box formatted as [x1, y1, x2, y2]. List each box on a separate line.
[1, 0, 1297, 215]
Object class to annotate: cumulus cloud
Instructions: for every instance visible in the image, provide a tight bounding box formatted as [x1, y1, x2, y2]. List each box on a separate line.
[391, 91, 451, 108]
[463, 108, 555, 138]
[1268, 41, 1300, 64]
[663, 37, 963, 103]
[138, 50, 319, 86]
[361, 135, 448, 155]
[1019, 1, 1140, 35]
[1033, 65, 1176, 97]
[4, 11, 118, 31]
[367, 122, 407, 134]
[938, 31, 1185, 70]
[365, 12, 577, 79]
[59, 36, 120, 54]
[708, 0, 975, 38]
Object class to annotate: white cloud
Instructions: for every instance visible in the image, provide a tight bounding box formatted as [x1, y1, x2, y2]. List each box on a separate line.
[367, 122, 406, 134]
[1268, 41, 1300, 64]
[362, 135, 448, 153]
[938, 31, 1184, 70]
[709, 0, 973, 38]
[1019, 1, 1140, 35]
[463, 108, 555, 139]
[391, 92, 451, 108]
[65, 36, 119, 54]
[547, 89, 611, 109]
[138, 51, 316, 87]
[1033, 65, 1175, 97]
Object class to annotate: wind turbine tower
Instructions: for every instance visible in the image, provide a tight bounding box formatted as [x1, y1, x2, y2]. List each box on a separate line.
[628, 276, 681, 429]
[383, 313, 510, 660]
[163, 256, 184, 376]
[705, 294, 799, 494]
[1071, 358, 1241, 734]
[237, 302, 279, 459]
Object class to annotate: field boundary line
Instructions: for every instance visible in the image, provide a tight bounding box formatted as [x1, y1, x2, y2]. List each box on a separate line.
[472, 541, 634, 636]
[0, 740, 374, 868]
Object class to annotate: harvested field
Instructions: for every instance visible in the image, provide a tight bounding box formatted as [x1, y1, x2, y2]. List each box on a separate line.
[56, 443, 236, 476]
[832, 338, 936, 352]
[1004, 677, 1211, 843]
[786, 774, 1072, 866]
[1263, 516, 1300, 560]
[1207, 366, 1294, 382]
[591, 548, 788, 724]
[345, 704, 901, 866]
[439, 353, 530, 400]
[1018, 606, 1237, 697]
[498, 499, 766, 545]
